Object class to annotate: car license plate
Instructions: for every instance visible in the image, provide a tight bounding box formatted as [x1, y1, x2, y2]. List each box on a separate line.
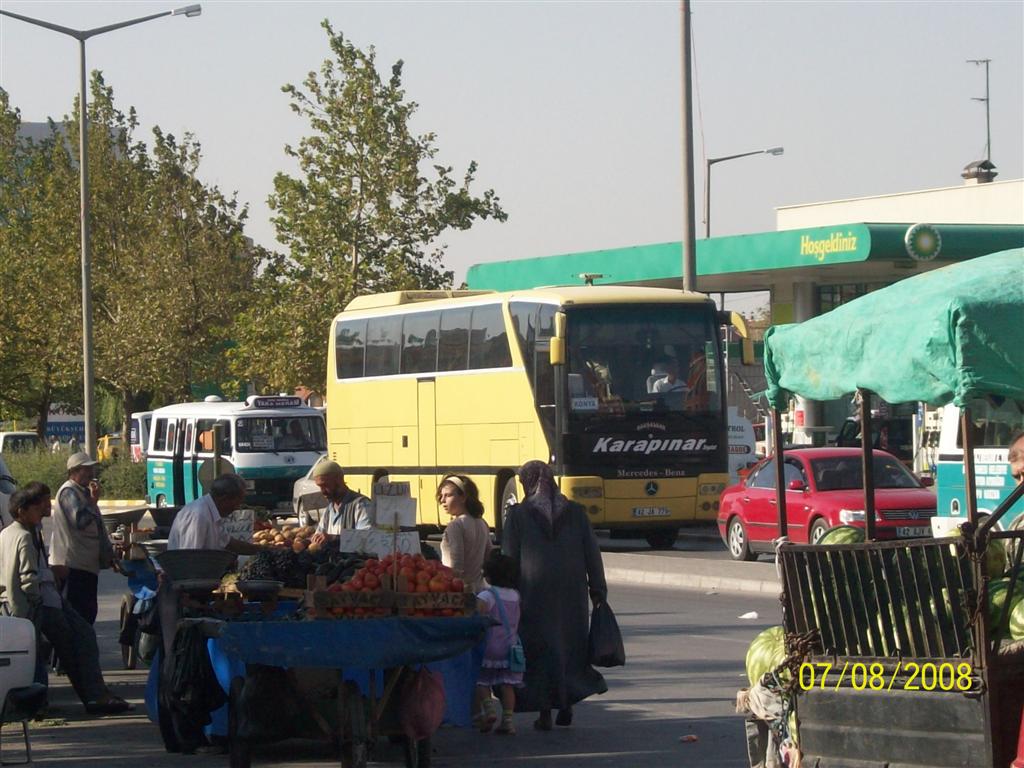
[896, 526, 930, 538]
[633, 507, 671, 518]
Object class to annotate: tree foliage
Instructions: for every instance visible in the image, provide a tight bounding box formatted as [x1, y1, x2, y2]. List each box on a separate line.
[0, 77, 257, 437]
[231, 21, 507, 391]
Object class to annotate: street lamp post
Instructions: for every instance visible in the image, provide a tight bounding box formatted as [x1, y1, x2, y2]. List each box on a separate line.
[0, 5, 201, 458]
[703, 146, 783, 238]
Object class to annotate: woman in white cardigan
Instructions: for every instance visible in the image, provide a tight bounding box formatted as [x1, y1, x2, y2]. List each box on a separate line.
[437, 475, 492, 592]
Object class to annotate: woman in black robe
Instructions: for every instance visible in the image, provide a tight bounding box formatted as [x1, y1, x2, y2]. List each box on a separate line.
[501, 460, 608, 730]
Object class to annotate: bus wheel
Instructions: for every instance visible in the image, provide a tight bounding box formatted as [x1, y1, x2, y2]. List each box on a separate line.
[644, 527, 679, 550]
[155, 494, 167, 508]
[498, 476, 519, 532]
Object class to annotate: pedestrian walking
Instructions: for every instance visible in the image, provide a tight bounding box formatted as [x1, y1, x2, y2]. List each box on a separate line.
[438, 475, 492, 592]
[49, 452, 116, 625]
[501, 460, 608, 731]
[474, 551, 524, 735]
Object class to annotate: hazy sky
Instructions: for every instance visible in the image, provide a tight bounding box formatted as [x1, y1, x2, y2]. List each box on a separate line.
[2, 0, 1022, 292]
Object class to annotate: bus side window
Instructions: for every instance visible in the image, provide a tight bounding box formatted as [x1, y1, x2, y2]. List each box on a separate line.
[402, 311, 440, 374]
[152, 419, 168, 452]
[336, 319, 366, 379]
[366, 316, 402, 377]
[469, 305, 512, 370]
[438, 309, 471, 371]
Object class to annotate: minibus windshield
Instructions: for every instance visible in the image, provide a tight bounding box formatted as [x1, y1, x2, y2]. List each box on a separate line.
[235, 416, 327, 453]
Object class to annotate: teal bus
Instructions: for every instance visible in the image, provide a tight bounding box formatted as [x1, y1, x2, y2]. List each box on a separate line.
[146, 395, 326, 513]
[931, 400, 1024, 535]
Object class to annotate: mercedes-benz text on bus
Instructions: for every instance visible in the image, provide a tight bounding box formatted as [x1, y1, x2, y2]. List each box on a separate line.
[326, 287, 729, 549]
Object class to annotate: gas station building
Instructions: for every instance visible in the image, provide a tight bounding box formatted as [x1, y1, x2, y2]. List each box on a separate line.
[466, 178, 1024, 446]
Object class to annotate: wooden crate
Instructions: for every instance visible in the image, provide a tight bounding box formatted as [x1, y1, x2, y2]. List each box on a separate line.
[395, 589, 476, 617]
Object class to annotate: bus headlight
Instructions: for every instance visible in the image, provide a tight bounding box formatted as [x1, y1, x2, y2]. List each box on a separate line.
[571, 486, 603, 499]
[699, 483, 725, 497]
[839, 509, 865, 523]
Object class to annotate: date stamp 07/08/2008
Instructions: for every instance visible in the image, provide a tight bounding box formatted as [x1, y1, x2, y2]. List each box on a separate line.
[797, 661, 975, 693]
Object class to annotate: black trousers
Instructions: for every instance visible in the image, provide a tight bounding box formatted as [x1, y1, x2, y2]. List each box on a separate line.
[64, 568, 99, 625]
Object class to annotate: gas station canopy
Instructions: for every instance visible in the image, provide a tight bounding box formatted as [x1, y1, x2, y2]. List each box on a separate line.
[466, 223, 1024, 294]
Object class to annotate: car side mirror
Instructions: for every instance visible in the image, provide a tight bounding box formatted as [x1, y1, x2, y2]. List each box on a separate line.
[787, 479, 806, 491]
[918, 475, 934, 488]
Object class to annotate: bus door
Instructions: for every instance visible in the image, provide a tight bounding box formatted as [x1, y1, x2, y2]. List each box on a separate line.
[171, 418, 188, 505]
[418, 378, 439, 526]
[181, 419, 202, 503]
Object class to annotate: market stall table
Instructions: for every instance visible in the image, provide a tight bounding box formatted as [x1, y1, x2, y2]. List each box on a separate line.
[164, 614, 489, 768]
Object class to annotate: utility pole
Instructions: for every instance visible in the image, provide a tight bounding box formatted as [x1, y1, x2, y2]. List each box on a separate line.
[967, 58, 992, 163]
[680, 0, 697, 292]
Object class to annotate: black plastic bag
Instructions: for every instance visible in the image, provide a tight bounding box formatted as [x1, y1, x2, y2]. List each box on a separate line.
[588, 601, 625, 667]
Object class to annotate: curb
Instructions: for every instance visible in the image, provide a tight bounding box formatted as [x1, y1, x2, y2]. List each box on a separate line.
[602, 552, 781, 596]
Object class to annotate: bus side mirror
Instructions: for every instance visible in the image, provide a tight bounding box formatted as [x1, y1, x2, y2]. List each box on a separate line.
[549, 311, 567, 365]
[550, 338, 565, 366]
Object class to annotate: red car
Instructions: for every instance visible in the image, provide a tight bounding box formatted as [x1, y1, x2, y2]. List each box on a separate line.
[717, 447, 936, 561]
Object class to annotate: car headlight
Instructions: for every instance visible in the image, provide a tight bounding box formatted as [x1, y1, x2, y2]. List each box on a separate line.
[699, 483, 725, 496]
[571, 486, 603, 499]
[839, 509, 865, 523]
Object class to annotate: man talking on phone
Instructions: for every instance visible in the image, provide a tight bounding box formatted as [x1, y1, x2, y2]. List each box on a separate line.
[50, 452, 116, 625]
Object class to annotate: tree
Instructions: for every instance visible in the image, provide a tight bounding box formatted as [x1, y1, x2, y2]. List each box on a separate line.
[0, 88, 83, 436]
[231, 21, 507, 391]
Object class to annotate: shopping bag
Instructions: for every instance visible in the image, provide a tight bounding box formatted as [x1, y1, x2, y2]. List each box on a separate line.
[588, 601, 625, 667]
[399, 667, 446, 741]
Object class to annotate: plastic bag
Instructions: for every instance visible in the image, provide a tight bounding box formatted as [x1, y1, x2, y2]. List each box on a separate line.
[588, 601, 625, 667]
[399, 667, 446, 741]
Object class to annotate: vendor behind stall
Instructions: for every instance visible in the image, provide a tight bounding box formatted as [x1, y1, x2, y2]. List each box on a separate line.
[309, 461, 373, 549]
[167, 474, 263, 554]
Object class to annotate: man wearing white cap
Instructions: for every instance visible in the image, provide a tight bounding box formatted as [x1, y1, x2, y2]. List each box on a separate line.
[309, 461, 373, 549]
[49, 452, 115, 625]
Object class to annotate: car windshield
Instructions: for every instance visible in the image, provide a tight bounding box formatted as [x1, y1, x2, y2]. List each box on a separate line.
[235, 416, 327, 453]
[811, 455, 919, 491]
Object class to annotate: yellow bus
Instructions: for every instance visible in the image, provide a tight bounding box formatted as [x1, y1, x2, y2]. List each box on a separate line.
[325, 286, 730, 548]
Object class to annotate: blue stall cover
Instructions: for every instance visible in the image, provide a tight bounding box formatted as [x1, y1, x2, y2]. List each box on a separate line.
[213, 616, 490, 669]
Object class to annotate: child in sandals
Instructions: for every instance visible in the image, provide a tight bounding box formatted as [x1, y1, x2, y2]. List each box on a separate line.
[474, 551, 523, 735]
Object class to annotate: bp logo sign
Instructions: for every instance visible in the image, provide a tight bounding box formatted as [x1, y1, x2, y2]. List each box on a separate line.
[904, 223, 942, 262]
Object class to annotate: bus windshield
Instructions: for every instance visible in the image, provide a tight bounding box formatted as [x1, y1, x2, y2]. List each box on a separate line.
[567, 305, 721, 416]
[235, 416, 327, 453]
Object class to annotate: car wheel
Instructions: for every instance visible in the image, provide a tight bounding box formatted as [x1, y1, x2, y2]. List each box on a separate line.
[727, 516, 755, 561]
[809, 519, 830, 544]
[155, 494, 166, 508]
[499, 475, 519, 531]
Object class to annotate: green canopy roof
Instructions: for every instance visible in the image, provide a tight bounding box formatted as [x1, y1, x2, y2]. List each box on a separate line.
[764, 249, 1024, 409]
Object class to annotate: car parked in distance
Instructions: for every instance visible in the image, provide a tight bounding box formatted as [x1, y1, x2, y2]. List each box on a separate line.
[718, 447, 937, 561]
[0, 432, 41, 454]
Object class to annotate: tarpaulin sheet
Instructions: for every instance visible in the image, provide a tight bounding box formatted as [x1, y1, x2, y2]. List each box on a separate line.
[212, 616, 490, 669]
[764, 249, 1024, 409]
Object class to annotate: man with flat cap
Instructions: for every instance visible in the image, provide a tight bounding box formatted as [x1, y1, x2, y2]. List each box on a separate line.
[309, 461, 373, 549]
[50, 451, 116, 625]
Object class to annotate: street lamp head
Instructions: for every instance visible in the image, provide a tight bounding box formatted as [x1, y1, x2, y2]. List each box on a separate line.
[765, 146, 784, 156]
[172, 4, 202, 17]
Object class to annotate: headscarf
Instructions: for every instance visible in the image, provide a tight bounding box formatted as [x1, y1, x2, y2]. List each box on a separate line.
[517, 460, 568, 522]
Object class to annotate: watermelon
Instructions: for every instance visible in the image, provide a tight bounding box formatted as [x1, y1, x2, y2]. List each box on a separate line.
[817, 525, 866, 545]
[985, 539, 1008, 579]
[745, 625, 786, 686]
[987, 578, 1024, 637]
[1010, 594, 1024, 641]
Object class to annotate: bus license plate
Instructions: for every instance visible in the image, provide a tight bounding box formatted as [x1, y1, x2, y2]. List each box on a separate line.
[896, 526, 930, 538]
[633, 507, 671, 518]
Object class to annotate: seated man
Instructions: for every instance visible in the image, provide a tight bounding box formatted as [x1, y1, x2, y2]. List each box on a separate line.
[277, 419, 311, 450]
[652, 358, 688, 393]
[0, 482, 130, 715]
